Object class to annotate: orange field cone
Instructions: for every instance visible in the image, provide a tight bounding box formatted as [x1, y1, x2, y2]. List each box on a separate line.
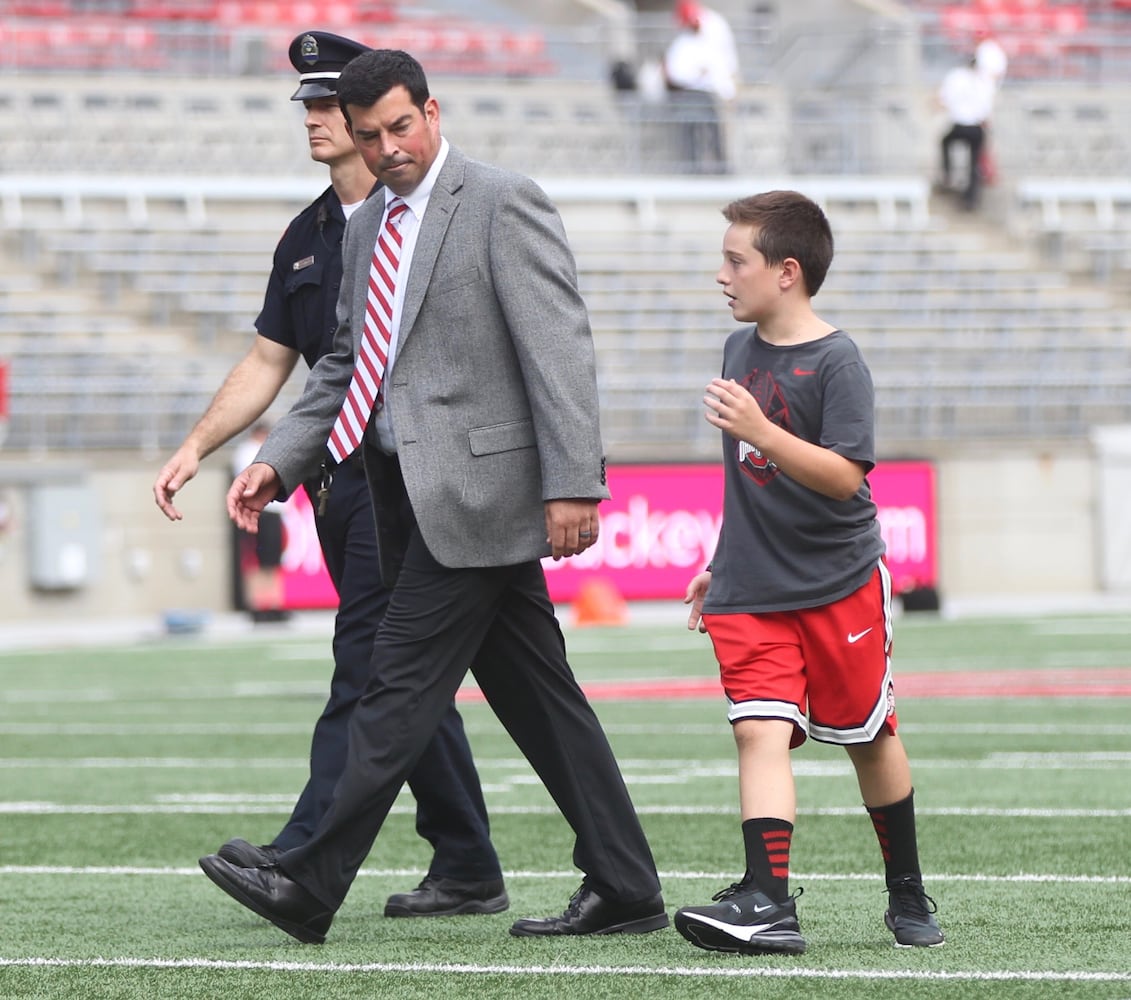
[572, 577, 629, 627]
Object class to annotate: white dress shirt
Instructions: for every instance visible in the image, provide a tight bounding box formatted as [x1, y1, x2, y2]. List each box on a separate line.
[371, 137, 450, 453]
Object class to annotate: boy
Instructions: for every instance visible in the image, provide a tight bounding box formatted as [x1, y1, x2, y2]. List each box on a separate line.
[675, 190, 944, 955]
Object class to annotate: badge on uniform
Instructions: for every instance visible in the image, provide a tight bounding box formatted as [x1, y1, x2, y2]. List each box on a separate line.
[293, 255, 315, 271]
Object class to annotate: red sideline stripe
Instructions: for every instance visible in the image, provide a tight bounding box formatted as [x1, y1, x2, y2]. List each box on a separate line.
[896, 668, 1131, 699]
[454, 668, 1131, 703]
[456, 678, 721, 703]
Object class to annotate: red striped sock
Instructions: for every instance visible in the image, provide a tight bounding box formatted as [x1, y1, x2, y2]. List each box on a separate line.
[867, 789, 922, 884]
[742, 817, 794, 902]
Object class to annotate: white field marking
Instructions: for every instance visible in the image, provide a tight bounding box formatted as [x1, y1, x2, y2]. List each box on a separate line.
[3, 802, 1129, 818]
[1046, 651, 1131, 667]
[3, 721, 1131, 738]
[482, 754, 1131, 772]
[1033, 620, 1131, 635]
[266, 645, 332, 660]
[898, 723, 1131, 736]
[556, 634, 707, 654]
[985, 751, 1131, 764]
[2, 866, 1130, 887]
[0, 758, 308, 769]
[1, 754, 1128, 775]
[150, 791, 1131, 817]
[231, 682, 333, 697]
[154, 794, 297, 804]
[6, 661, 1131, 705]
[0, 956, 1128, 983]
[0, 723, 314, 736]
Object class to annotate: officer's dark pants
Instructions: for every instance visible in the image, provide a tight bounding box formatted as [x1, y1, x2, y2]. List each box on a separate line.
[271, 459, 501, 881]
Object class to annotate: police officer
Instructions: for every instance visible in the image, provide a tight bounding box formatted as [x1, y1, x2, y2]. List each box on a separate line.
[153, 31, 507, 918]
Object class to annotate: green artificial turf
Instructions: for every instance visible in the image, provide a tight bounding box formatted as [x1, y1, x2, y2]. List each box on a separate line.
[1, 610, 1129, 999]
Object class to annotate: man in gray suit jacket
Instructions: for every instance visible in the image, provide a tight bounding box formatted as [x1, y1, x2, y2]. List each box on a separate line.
[199, 48, 667, 945]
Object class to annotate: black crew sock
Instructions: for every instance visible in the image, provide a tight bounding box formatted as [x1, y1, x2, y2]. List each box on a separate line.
[741, 817, 794, 903]
[866, 788, 922, 884]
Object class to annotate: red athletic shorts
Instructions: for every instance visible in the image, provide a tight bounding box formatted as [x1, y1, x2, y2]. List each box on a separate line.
[702, 562, 897, 748]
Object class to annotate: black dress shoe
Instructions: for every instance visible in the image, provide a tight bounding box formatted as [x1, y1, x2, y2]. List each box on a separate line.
[216, 838, 284, 868]
[384, 875, 509, 918]
[198, 854, 333, 944]
[509, 883, 668, 937]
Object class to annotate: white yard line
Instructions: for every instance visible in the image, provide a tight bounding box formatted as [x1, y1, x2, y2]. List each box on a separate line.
[2, 802, 1130, 818]
[1, 866, 1129, 885]
[0, 956, 1128, 983]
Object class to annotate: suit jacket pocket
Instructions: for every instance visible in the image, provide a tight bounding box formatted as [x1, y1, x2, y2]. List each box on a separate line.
[468, 419, 536, 456]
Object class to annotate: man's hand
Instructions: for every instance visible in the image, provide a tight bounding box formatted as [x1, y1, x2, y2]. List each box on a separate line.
[545, 499, 600, 560]
[226, 463, 282, 533]
[684, 570, 712, 633]
[153, 446, 201, 522]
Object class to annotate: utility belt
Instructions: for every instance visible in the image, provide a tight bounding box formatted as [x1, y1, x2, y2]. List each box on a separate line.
[314, 450, 364, 516]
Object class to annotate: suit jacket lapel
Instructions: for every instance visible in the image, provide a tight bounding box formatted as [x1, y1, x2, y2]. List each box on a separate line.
[351, 197, 386, 352]
[398, 148, 466, 344]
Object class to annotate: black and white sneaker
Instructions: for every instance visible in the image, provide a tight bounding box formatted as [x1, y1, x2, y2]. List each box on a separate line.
[885, 875, 945, 947]
[674, 881, 806, 955]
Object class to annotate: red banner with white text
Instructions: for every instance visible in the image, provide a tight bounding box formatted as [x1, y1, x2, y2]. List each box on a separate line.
[273, 461, 937, 609]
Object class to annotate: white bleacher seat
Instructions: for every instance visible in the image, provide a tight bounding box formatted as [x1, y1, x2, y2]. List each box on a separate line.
[1014, 178, 1131, 232]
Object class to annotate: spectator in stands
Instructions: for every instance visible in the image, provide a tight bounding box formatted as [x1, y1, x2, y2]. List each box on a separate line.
[199, 46, 666, 946]
[973, 31, 1007, 193]
[937, 54, 996, 210]
[975, 31, 1008, 89]
[663, 0, 739, 174]
[231, 419, 289, 623]
[152, 31, 508, 921]
[674, 190, 944, 955]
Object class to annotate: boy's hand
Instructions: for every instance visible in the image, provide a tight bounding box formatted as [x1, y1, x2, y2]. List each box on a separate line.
[684, 570, 712, 632]
[704, 377, 768, 445]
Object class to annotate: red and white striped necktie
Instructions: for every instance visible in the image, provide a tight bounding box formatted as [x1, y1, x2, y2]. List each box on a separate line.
[327, 196, 409, 463]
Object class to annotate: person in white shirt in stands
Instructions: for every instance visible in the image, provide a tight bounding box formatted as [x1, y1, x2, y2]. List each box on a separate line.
[937, 54, 996, 211]
[975, 32, 1008, 89]
[663, 0, 739, 174]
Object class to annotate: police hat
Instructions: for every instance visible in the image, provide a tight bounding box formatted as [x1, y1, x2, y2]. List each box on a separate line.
[288, 31, 369, 102]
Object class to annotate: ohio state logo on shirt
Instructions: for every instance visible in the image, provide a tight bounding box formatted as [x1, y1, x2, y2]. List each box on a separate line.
[735, 369, 789, 487]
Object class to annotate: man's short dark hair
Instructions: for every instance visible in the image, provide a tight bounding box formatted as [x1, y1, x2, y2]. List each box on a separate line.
[336, 48, 431, 123]
[722, 190, 835, 296]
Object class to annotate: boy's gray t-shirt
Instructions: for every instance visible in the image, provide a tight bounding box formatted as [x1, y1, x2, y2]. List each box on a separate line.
[703, 327, 886, 614]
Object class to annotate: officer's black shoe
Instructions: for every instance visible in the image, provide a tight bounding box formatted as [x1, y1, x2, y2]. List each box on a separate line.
[384, 874, 509, 917]
[216, 838, 284, 868]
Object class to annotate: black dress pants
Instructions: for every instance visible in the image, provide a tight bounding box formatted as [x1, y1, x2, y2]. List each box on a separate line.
[277, 504, 661, 911]
[272, 460, 501, 882]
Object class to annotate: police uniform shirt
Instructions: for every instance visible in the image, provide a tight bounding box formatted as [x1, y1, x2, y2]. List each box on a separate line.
[255, 185, 354, 368]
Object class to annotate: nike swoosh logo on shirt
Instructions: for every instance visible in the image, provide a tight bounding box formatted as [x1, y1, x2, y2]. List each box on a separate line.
[847, 628, 873, 644]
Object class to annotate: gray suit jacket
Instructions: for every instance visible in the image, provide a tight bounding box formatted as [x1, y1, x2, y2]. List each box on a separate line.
[257, 145, 609, 576]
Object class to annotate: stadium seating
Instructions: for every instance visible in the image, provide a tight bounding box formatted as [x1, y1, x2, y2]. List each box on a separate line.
[0, 1, 554, 77]
[4, 170, 1130, 456]
[1, 3, 1129, 456]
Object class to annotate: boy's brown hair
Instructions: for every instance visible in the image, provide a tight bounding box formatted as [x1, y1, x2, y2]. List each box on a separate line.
[722, 190, 834, 296]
